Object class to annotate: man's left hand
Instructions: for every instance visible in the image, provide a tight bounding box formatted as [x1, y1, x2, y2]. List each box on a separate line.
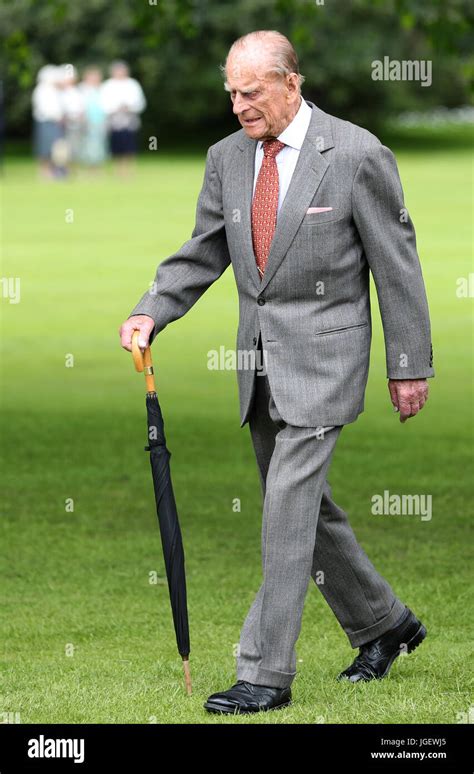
[388, 379, 429, 423]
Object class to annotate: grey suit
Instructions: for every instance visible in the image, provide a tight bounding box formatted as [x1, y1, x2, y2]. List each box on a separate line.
[130, 100, 434, 427]
[129, 100, 434, 687]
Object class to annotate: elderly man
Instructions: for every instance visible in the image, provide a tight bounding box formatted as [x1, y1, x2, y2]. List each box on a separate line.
[119, 30, 433, 715]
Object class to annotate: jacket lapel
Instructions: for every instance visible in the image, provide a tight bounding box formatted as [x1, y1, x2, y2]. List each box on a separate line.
[235, 137, 263, 290]
[235, 100, 335, 292]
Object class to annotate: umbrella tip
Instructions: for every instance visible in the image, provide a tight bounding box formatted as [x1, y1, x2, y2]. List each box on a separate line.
[182, 657, 192, 695]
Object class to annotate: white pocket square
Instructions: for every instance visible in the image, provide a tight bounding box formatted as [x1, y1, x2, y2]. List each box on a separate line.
[306, 207, 333, 214]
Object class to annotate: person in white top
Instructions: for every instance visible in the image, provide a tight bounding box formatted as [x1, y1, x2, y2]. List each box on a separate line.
[101, 61, 146, 174]
[58, 64, 85, 166]
[31, 65, 64, 178]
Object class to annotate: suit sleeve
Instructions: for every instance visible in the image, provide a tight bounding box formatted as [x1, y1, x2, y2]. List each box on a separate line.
[128, 145, 231, 343]
[352, 143, 434, 379]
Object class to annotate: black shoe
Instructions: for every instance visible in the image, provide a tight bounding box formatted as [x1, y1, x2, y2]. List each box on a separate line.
[337, 606, 427, 683]
[204, 680, 292, 715]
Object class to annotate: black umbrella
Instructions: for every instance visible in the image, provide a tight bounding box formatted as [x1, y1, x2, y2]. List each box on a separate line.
[131, 331, 192, 695]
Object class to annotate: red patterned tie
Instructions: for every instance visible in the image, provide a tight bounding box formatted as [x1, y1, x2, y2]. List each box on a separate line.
[251, 139, 286, 279]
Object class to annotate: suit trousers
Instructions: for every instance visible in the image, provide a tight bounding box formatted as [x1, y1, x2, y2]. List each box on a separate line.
[236, 338, 407, 689]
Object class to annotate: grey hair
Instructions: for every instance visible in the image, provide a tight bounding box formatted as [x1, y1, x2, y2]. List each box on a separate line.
[221, 30, 305, 92]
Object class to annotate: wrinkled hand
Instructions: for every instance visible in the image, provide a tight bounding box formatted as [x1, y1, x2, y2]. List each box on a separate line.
[388, 379, 429, 423]
[119, 314, 155, 352]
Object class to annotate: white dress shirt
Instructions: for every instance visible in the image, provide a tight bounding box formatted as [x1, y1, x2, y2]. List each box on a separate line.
[252, 96, 312, 213]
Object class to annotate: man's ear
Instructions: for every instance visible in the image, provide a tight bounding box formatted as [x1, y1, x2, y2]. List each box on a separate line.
[286, 73, 299, 99]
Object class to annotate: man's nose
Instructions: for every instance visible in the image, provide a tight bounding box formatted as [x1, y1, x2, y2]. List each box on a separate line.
[233, 93, 248, 115]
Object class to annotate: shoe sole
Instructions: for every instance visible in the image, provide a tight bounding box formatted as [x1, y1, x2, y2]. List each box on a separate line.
[339, 622, 427, 682]
[203, 699, 292, 715]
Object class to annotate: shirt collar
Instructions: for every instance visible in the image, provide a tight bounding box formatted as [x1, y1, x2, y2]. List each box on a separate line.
[257, 96, 312, 153]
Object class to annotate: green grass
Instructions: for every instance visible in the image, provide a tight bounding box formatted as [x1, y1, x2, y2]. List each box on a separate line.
[1, 146, 472, 724]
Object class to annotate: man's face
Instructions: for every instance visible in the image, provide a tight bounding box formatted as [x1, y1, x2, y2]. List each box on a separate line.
[112, 65, 128, 80]
[225, 51, 300, 141]
[85, 70, 102, 87]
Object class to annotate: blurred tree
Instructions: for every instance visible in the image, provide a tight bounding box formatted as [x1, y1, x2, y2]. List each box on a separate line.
[1, 0, 472, 145]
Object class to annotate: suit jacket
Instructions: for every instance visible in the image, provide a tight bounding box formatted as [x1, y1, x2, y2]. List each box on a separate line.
[129, 100, 434, 428]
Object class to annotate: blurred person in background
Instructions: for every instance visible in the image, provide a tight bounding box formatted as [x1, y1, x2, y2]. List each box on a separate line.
[58, 63, 85, 172]
[79, 66, 108, 172]
[101, 60, 146, 175]
[32, 65, 64, 179]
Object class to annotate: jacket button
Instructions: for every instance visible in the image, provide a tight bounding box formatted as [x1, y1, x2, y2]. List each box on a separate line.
[252, 337, 257, 345]
[257, 296, 266, 306]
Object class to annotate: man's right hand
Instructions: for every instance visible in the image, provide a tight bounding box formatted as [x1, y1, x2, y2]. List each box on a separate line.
[119, 314, 155, 352]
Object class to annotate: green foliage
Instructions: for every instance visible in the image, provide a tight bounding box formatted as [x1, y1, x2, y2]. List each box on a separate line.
[1, 0, 473, 141]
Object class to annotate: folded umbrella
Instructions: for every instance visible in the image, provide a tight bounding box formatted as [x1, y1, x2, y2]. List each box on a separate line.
[131, 330, 192, 695]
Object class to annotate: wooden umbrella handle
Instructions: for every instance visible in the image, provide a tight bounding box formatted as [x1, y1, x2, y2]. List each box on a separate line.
[131, 330, 156, 393]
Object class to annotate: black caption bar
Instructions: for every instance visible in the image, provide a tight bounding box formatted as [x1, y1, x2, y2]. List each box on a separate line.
[0, 723, 470, 772]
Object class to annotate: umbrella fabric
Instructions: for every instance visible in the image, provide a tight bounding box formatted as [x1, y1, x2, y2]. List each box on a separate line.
[144, 392, 190, 659]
